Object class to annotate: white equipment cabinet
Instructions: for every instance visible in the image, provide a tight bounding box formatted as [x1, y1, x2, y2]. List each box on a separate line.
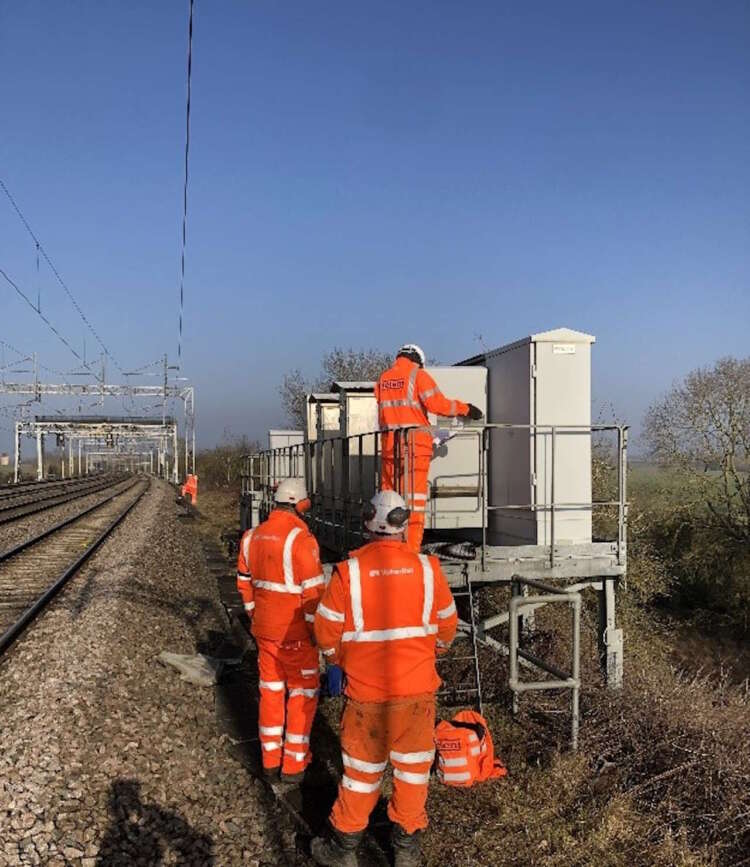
[305, 394, 340, 441]
[423, 366, 487, 531]
[459, 328, 594, 546]
[333, 382, 378, 499]
[268, 429, 305, 481]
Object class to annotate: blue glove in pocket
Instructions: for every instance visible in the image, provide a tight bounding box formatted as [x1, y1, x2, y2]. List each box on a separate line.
[326, 665, 344, 697]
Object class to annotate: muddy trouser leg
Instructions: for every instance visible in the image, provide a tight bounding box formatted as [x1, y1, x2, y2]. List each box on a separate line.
[330, 699, 388, 834]
[281, 641, 320, 775]
[256, 638, 286, 769]
[405, 454, 431, 553]
[387, 696, 435, 834]
[381, 445, 395, 492]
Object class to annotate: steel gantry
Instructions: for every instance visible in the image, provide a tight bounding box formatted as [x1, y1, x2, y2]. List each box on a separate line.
[0, 354, 195, 482]
[13, 417, 179, 482]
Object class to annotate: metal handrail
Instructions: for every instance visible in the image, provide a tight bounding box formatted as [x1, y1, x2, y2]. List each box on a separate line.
[242, 422, 628, 567]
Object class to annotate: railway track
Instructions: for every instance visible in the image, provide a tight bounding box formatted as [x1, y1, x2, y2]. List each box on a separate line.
[0, 474, 111, 498]
[0, 474, 127, 526]
[0, 477, 149, 656]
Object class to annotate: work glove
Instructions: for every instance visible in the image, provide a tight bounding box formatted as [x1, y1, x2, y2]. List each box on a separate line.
[465, 403, 484, 421]
[326, 665, 344, 697]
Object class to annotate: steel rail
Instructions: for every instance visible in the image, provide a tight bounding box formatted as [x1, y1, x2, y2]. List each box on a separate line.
[0, 479, 148, 656]
[0, 476, 129, 526]
[0, 474, 110, 499]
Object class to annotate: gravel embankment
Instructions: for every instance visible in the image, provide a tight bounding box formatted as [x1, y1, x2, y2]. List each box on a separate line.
[0, 479, 137, 552]
[0, 480, 292, 867]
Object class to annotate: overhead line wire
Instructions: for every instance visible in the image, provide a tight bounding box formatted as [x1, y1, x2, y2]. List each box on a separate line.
[0, 177, 124, 373]
[176, 0, 194, 367]
[0, 268, 86, 364]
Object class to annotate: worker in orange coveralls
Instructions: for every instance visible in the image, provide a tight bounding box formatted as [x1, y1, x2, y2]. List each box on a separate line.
[375, 343, 483, 552]
[236, 478, 326, 783]
[310, 490, 458, 867]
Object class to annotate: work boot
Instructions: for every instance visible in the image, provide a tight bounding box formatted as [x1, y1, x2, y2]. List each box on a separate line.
[262, 766, 279, 781]
[279, 770, 305, 784]
[310, 826, 363, 867]
[392, 824, 422, 867]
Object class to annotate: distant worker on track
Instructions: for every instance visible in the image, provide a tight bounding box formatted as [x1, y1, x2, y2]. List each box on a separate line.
[236, 478, 326, 782]
[376, 343, 483, 551]
[311, 490, 458, 867]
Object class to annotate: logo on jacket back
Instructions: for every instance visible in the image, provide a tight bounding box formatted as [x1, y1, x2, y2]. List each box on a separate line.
[381, 379, 405, 390]
[437, 738, 462, 752]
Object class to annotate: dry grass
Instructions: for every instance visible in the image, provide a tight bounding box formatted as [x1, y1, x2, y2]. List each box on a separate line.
[196, 485, 750, 866]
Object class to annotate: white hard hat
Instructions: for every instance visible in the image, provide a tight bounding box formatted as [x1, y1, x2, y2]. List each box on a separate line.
[397, 343, 426, 367]
[275, 477, 308, 505]
[363, 490, 410, 536]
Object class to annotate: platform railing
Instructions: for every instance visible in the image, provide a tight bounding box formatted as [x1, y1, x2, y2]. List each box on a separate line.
[241, 422, 628, 569]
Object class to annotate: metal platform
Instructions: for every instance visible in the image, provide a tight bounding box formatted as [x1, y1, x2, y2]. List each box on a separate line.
[239, 421, 628, 746]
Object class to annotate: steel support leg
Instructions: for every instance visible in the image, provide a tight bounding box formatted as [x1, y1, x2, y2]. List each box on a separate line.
[36, 432, 44, 481]
[598, 577, 623, 688]
[13, 423, 20, 483]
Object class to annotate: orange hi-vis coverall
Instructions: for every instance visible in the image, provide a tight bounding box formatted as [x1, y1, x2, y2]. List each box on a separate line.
[375, 356, 469, 551]
[236, 509, 326, 775]
[313, 539, 458, 835]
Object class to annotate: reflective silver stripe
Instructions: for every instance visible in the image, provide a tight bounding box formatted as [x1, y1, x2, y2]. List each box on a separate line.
[284, 749, 307, 762]
[253, 579, 302, 595]
[470, 745, 481, 756]
[237, 572, 252, 583]
[259, 725, 283, 736]
[348, 558, 364, 633]
[317, 603, 345, 623]
[390, 749, 435, 764]
[259, 680, 285, 691]
[407, 366, 418, 401]
[441, 770, 471, 782]
[244, 602, 255, 612]
[410, 505, 426, 513]
[393, 768, 430, 785]
[286, 733, 310, 744]
[242, 529, 254, 565]
[418, 555, 434, 630]
[407, 492, 428, 501]
[301, 575, 325, 590]
[380, 399, 423, 410]
[342, 625, 438, 642]
[343, 753, 388, 773]
[438, 756, 468, 767]
[437, 600, 456, 619]
[288, 688, 319, 698]
[468, 732, 479, 742]
[419, 387, 438, 400]
[261, 741, 282, 751]
[342, 775, 383, 794]
[283, 527, 302, 590]
[300, 668, 318, 676]
[304, 613, 315, 622]
[384, 422, 418, 430]
[321, 648, 336, 657]
[436, 639, 450, 648]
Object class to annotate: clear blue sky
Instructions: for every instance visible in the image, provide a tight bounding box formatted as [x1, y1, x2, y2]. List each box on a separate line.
[1, 1, 748, 451]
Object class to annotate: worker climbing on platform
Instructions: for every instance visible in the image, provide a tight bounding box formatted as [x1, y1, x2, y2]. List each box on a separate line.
[236, 477, 326, 783]
[311, 490, 458, 867]
[376, 343, 483, 552]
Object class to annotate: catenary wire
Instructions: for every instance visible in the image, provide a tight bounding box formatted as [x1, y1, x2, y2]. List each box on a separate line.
[0, 268, 87, 365]
[0, 177, 124, 373]
[176, 0, 194, 367]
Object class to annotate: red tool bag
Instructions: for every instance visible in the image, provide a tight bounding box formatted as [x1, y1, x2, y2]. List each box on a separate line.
[434, 710, 508, 787]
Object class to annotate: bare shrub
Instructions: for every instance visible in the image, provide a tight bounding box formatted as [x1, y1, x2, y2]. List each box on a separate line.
[279, 347, 392, 428]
